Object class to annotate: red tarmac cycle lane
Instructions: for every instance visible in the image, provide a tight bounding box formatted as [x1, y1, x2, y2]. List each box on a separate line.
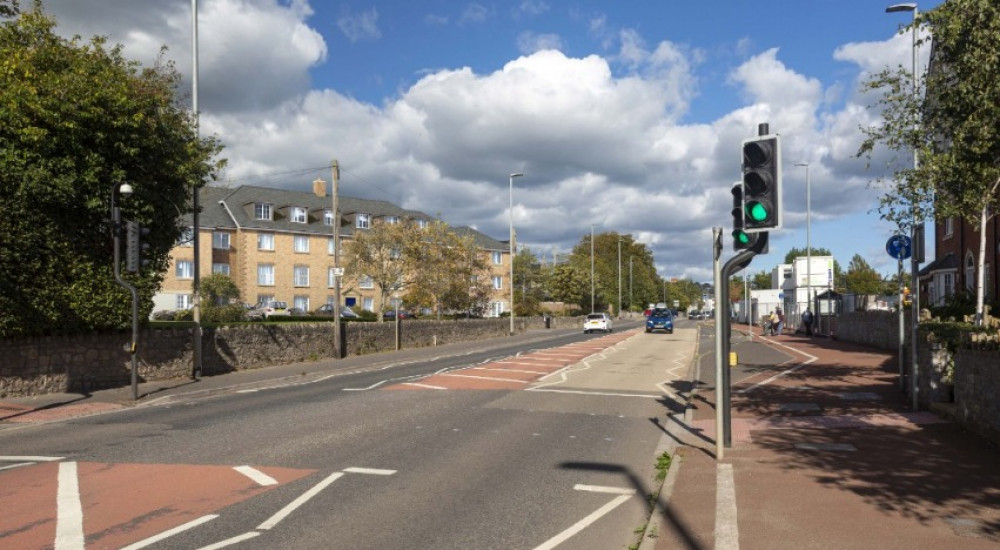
[384, 330, 637, 391]
[0, 460, 315, 549]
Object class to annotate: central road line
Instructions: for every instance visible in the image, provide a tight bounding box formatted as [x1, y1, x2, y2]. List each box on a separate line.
[257, 472, 345, 531]
[55, 462, 84, 550]
[122, 514, 219, 550]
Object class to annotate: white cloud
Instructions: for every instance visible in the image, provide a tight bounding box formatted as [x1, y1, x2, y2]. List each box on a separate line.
[517, 31, 565, 54]
[337, 6, 381, 43]
[459, 3, 489, 25]
[518, 1, 549, 16]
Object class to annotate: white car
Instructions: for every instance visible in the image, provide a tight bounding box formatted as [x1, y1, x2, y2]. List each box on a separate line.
[583, 313, 613, 334]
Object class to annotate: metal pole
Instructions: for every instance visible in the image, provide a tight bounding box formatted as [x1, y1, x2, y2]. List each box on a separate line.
[909, 7, 920, 411]
[629, 256, 633, 314]
[509, 173, 522, 334]
[898, 257, 905, 390]
[617, 238, 622, 318]
[332, 160, 342, 358]
[111, 183, 139, 401]
[190, 0, 203, 379]
[712, 227, 724, 460]
[590, 224, 595, 313]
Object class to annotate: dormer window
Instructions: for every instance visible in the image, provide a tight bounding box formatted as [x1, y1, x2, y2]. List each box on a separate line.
[385, 215, 399, 224]
[292, 206, 307, 223]
[254, 203, 273, 221]
[356, 213, 371, 229]
[324, 209, 334, 226]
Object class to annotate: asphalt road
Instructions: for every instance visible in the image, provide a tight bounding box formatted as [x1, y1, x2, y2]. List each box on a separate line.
[0, 318, 701, 550]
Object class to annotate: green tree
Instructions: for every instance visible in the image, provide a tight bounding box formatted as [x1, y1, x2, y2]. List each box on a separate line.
[513, 247, 545, 316]
[751, 270, 772, 290]
[346, 219, 414, 321]
[844, 254, 883, 295]
[546, 263, 588, 311]
[407, 222, 492, 318]
[1, 0, 18, 19]
[0, 6, 223, 337]
[200, 273, 241, 306]
[859, 0, 1000, 324]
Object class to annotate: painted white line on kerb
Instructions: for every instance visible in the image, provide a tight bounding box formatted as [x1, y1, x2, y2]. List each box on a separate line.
[0, 462, 34, 471]
[196, 531, 261, 550]
[233, 465, 279, 486]
[715, 463, 739, 550]
[401, 382, 448, 390]
[0, 455, 64, 461]
[573, 484, 634, 495]
[55, 461, 84, 550]
[257, 472, 344, 530]
[343, 467, 397, 476]
[122, 514, 219, 550]
[532, 494, 633, 550]
[343, 380, 387, 391]
[440, 373, 530, 383]
[737, 339, 817, 393]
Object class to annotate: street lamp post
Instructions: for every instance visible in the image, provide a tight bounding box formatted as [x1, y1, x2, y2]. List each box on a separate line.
[110, 182, 139, 401]
[617, 237, 622, 318]
[509, 172, 523, 334]
[796, 162, 812, 330]
[590, 224, 595, 313]
[887, 2, 920, 410]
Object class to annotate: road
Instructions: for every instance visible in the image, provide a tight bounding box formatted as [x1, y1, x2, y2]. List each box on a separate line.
[0, 318, 701, 550]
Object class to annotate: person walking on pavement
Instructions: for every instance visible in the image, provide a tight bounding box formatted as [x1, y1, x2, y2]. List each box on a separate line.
[802, 308, 814, 336]
[775, 308, 784, 335]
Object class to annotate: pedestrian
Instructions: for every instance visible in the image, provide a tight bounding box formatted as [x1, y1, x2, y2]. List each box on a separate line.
[775, 308, 784, 335]
[802, 309, 813, 336]
[764, 311, 775, 335]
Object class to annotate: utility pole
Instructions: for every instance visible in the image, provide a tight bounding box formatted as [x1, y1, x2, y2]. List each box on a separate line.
[190, 0, 203, 379]
[332, 160, 342, 359]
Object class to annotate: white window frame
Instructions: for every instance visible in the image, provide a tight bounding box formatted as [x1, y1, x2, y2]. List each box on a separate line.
[294, 235, 310, 253]
[492, 275, 502, 290]
[292, 206, 308, 223]
[362, 297, 375, 312]
[328, 267, 336, 288]
[356, 213, 370, 229]
[254, 203, 273, 221]
[258, 264, 275, 286]
[212, 231, 230, 250]
[324, 209, 334, 226]
[417, 219, 428, 229]
[294, 295, 309, 311]
[965, 252, 975, 291]
[258, 232, 275, 251]
[944, 216, 954, 237]
[328, 237, 336, 255]
[385, 215, 399, 224]
[492, 251, 502, 265]
[212, 263, 230, 276]
[177, 228, 194, 248]
[294, 266, 310, 287]
[176, 294, 193, 310]
[359, 275, 374, 289]
[176, 260, 194, 279]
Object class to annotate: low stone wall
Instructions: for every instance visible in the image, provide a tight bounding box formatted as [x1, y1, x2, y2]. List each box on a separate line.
[0, 316, 586, 398]
[835, 310, 908, 350]
[952, 348, 1000, 445]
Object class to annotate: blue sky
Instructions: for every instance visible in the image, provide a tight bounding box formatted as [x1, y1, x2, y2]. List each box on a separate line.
[44, 0, 942, 282]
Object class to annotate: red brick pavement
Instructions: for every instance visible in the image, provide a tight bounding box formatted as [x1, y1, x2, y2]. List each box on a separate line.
[652, 330, 1000, 550]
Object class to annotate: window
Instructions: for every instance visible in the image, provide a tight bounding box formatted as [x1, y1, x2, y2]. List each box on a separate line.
[944, 216, 954, 237]
[212, 231, 230, 250]
[176, 294, 192, 310]
[294, 296, 309, 311]
[258, 232, 275, 251]
[944, 273, 954, 297]
[212, 263, 230, 276]
[328, 267, 337, 287]
[328, 237, 336, 255]
[492, 251, 502, 265]
[965, 253, 975, 291]
[294, 266, 310, 287]
[362, 297, 374, 311]
[385, 215, 399, 224]
[292, 206, 308, 223]
[359, 275, 374, 289]
[176, 260, 194, 279]
[258, 264, 275, 286]
[257, 294, 274, 305]
[254, 203, 272, 221]
[294, 235, 310, 253]
[177, 228, 194, 247]
[492, 276, 502, 289]
[324, 209, 334, 226]
[492, 301, 504, 317]
[417, 219, 428, 229]
[356, 213, 370, 229]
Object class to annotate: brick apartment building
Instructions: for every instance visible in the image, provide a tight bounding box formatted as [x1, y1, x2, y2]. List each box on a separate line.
[920, 214, 999, 308]
[155, 182, 511, 316]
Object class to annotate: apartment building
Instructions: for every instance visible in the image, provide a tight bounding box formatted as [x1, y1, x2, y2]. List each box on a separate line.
[919, 215, 999, 308]
[155, 183, 512, 316]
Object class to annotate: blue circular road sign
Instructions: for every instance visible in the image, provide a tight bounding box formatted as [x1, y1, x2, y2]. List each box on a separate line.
[886, 235, 912, 260]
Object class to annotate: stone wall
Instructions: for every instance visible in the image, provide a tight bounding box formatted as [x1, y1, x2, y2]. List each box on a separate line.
[0, 316, 586, 398]
[952, 348, 1000, 445]
[834, 310, 909, 350]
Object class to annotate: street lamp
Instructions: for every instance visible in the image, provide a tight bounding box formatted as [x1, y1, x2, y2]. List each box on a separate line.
[110, 181, 139, 401]
[887, 2, 920, 410]
[617, 237, 622, 318]
[590, 224, 595, 313]
[795, 162, 812, 328]
[509, 172, 523, 335]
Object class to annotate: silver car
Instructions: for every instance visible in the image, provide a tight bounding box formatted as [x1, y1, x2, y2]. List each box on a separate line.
[583, 313, 613, 334]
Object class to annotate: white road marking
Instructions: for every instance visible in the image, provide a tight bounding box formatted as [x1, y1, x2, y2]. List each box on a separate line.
[440, 373, 530, 383]
[55, 461, 84, 550]
[715, 463, 739, 550]
[343, 380, 388, 391]
[532, 494, 633, 550]
[0, 462, 34, 471]
[233, 465, 279, 486]
[473, 367, 549, 375]
[122, 514, 219, 550]
[257, 472, 345, 530]
[0, 455, 64, 461]
[736, 339, 817, 393]
[196, 531, 261, 550]
[236, 389, 259, 394]
[401, 382, 448, 390]
[343, 467, 397, 476]
[527, 388, 662, 398]
[573, 484, 635, 495]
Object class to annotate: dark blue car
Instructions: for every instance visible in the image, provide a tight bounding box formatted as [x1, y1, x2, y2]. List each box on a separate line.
[645, 308, 674, 334]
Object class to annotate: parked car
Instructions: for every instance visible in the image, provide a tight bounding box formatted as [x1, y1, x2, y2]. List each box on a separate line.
[288, 307, 306, 316]
[688, 310, 703, 320]
[383, 309, 416, 320]
[645, 308, 674, 334]
[313, 304, 359, 319]
[255, 300, 290, 318]
[583, 313, 613, 334]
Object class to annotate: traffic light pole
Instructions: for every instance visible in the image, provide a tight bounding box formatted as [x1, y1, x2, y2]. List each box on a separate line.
[111, 184, 140, 401]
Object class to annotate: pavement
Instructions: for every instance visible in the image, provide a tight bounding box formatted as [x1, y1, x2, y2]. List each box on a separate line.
[648, 324, 1000, 550]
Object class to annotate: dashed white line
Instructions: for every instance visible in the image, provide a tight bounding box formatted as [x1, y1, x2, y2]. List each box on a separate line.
[196, 531, 261, 550]
[55, 461, 84, 550]
[473, 367, 549, 375]
[0, 455, 64, 461]
[440, 373, 530, 383]
[0, 462, 34, 471]
[533, 493, 634, 550]
[257, 472, 345, 531]
[122, 514, 219, 550]
[401, 382, 448, 390]
[343, 380, 388, 391]
[343, 467, 397, 476]
[233, 465, 279, 486]
[715, 463, 739, 550]
[573, 484, 634, 495]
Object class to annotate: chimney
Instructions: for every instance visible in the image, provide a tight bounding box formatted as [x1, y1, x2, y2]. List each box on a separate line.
[313, 178, 326, 197]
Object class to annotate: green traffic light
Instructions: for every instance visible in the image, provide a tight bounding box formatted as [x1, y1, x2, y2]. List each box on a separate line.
[746, 201, 769, 223]
[733, 230, 749, 244]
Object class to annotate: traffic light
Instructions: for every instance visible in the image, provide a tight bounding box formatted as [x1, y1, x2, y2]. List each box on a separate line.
[741, 134, 782, 232]
[125, 221, 150, 273]
[902, 287, 912, 307]
[731, 182, 755, 251]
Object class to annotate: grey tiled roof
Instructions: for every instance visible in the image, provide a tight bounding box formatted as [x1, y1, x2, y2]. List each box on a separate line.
[452, 226, 507, 251]
[189, 184, 450, 239]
